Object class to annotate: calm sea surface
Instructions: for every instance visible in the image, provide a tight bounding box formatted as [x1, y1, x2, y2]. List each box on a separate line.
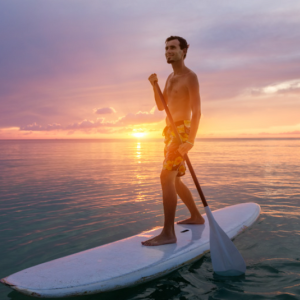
[0, 138, 300, 300]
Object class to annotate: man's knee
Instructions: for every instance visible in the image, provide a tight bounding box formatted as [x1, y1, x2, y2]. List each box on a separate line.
[160, 169, 177, 186]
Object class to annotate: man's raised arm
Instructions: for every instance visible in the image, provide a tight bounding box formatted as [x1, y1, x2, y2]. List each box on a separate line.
[148, 73, 168, 111]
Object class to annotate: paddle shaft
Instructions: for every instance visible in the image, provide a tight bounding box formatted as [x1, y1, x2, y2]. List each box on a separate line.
[154, 82, 208, 207]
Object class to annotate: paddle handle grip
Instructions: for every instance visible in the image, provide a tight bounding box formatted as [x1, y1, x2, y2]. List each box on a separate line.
[154, 82, 208, 207]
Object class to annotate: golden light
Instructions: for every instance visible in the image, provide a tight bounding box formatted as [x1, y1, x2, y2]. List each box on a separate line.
[132, 132, 146, 138]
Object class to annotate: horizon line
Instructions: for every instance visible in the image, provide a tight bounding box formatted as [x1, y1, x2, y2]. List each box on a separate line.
[1, 137, 300, 141]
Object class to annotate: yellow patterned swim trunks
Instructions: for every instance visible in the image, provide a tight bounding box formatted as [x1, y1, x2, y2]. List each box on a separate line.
[162, 120, 191, 177]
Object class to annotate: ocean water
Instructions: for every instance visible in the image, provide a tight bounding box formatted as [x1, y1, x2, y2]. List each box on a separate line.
[0, 138, 300, 300]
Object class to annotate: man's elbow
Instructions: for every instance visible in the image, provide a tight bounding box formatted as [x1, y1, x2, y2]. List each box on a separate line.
[192, 110, 201, 119]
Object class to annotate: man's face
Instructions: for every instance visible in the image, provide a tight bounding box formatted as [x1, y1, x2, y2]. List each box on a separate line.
[165, 39, 185, 64]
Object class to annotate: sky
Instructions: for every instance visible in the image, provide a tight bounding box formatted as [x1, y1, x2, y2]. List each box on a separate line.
[1, 0, 300, 139]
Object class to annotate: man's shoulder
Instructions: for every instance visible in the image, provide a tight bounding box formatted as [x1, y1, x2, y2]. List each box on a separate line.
[186, 69, 198, 79]
[185, 70, 199, 85]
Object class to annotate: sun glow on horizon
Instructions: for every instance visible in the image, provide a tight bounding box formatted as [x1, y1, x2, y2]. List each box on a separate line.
[132, 132, 147, 138]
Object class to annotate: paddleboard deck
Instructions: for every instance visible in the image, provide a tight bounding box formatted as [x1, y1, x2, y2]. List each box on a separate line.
[1, 203, 261, 298]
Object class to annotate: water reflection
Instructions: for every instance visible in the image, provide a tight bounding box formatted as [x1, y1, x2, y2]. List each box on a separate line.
[136, 142, 141, 163]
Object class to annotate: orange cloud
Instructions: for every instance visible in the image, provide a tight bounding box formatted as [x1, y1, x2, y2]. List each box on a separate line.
[19, 108, 165, 133]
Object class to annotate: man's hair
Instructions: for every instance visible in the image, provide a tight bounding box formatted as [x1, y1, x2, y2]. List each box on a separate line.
[165, 36, 189, 59]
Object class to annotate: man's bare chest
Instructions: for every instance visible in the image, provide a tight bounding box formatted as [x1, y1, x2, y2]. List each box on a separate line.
[166, 76, 188, 100]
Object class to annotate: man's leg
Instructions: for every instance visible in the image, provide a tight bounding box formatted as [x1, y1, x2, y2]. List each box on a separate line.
[175, 177, 205, 224]
[141, 169, 178, 246]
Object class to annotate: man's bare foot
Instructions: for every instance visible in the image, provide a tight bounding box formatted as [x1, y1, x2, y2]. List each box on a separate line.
[177, 215, 205, 224]
[141, 233, 177, 246]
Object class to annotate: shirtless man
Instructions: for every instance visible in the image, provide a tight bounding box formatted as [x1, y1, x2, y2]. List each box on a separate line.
[142, 36, 205, 247]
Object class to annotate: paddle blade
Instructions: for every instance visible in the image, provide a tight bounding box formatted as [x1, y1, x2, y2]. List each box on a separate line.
[204, 206, 246, 276]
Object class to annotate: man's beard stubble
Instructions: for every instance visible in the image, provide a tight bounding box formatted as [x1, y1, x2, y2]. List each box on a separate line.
[167, 58, 174, 64]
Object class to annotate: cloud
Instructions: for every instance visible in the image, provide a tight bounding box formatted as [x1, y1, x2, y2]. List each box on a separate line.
[66, 118, 117, 130]
[20, 107, 165, 132]
[241, 130, 300, 136]
[282, 130, 300, 135]
[66, 120, 101, 130]
[95, 107, 116, 114]
[116, 108, 164, 125]
[251, 79, 300, 95]
[21, 123, 62, 131]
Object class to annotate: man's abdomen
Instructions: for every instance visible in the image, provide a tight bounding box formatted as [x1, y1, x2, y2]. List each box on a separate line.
[165, 109, 191, 126]
[166, 96, 191, 126]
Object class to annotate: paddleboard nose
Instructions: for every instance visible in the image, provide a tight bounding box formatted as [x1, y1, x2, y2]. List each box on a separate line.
[0, 277, 14, 287]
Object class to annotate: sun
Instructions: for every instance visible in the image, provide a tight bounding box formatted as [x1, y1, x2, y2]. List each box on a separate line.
[132, 132, 146, 138]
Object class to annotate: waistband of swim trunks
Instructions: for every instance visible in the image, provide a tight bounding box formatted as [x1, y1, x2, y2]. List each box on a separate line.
[167, 120, 190, 127]
[163, 120, 190, 136]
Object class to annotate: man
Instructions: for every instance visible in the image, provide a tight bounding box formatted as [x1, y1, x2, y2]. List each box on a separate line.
[142, 36, 204, 247]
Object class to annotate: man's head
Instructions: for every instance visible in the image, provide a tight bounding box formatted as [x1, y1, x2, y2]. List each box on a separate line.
[165, 36, 189, 64]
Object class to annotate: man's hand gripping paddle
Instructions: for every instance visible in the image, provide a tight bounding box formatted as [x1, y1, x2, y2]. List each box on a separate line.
[154, 82, 246, 276]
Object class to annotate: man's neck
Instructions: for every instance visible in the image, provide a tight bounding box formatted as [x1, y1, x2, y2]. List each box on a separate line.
[171, 60, 186, 75]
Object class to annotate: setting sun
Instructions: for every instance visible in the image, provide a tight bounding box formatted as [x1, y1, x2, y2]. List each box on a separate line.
[132, 132, 146, 138]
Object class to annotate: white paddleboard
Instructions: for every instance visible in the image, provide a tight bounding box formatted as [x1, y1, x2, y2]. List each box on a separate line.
[1, 203, 260, 298]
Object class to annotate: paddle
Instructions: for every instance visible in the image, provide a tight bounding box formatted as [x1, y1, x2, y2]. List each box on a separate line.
[154, 82, 246, 276]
